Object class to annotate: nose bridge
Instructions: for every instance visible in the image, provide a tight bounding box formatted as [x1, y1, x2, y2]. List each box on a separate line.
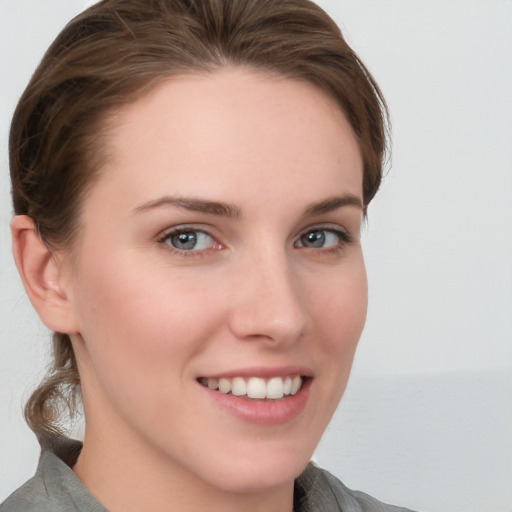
[229, 242, 307, 344]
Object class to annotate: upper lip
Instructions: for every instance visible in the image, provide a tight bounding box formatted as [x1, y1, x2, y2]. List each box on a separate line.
[198, 365, 314, 380]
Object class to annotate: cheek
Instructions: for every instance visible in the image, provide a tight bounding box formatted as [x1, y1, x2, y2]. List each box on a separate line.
[309, 260, 368, 357]
[70, 254, 216, 382]
[69, 257, 223, 432]
[75, 249, 212, 335]
[71, 256, 248, 416]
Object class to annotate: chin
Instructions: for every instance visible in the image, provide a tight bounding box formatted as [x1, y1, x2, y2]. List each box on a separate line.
[189, 436, 317, 494]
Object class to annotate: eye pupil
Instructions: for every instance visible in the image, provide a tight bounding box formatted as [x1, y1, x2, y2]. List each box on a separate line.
[302, 230, 325, 248]
[172, 232, 197, 250]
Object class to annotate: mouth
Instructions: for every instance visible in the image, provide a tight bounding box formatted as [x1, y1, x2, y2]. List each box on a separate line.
[197, 370, 312, 425]
[197, 375, 305, 400]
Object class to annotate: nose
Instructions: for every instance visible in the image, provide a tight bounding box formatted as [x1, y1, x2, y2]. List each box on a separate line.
[228, 248, 308, 347]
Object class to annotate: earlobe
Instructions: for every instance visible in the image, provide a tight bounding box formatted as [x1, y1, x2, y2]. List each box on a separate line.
[11, 215, 79, 334]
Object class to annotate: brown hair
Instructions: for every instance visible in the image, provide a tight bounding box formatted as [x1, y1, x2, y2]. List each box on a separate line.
[10, 0, 389, 441]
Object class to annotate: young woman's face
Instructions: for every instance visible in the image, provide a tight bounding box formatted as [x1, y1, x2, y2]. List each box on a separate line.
[64, 68, 367, 494]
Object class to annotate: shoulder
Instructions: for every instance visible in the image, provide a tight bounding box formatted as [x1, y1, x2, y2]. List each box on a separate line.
[1, 439, 106, 512]
[295, 463, 417, 512]
[1, 473, 46, 512]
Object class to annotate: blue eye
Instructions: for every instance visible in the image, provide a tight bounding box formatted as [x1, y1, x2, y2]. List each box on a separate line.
[163, 230, 216, 251]
[296, 228, 350, 249]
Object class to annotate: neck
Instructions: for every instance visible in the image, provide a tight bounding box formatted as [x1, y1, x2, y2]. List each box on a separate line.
[73, 425, 295, 512]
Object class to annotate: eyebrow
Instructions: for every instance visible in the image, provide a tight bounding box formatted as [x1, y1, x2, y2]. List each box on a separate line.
[133, 193, 363, 218]
[303, 194, 364, 216]
[132, 196, 242, 218]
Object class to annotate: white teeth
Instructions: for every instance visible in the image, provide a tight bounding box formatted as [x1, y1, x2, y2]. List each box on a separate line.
[283, 376, 292, 395]
[231, 377, 247, 396]
[218, 378, 231, 394]
[291, 375, 302, 395]
[200, 375, 304, 399]
[267, 377, 284, 399]
[247, 377, 267, 399]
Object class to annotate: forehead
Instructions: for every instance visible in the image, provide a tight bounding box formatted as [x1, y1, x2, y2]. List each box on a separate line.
[93, 68, 363, 211]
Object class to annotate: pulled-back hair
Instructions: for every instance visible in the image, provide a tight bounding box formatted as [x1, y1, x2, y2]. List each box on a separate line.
[10, 0, 389, 441]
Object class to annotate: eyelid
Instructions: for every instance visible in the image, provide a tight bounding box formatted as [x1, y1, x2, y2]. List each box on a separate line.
[157, 225, 223, 254]
[157, 223, 215, 240]
[294, 224, 354, 250]
[297, 223, 353, 240]
[155, 222, 354, 257]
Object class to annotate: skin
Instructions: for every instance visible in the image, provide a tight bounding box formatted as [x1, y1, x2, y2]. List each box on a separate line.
[13, 68, 367, 512]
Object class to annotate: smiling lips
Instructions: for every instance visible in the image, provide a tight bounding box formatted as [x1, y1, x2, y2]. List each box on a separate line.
[199, 375, 303, 400]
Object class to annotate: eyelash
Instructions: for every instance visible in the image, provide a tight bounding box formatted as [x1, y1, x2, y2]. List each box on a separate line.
[295, 226, 354, 253]
[157, 227, 220, 257]
[157, 225, 354, 257]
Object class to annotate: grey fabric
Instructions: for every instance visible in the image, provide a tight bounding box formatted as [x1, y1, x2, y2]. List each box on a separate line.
[1, 438, 106, 512]
[1, 438, 416, 511]
[295, 464, 416, 512]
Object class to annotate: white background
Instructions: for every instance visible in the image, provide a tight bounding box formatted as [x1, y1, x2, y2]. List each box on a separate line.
[1, 1, 511, 511]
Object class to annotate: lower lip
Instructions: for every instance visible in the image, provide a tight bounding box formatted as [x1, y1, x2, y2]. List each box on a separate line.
[201, 379, 311, 426]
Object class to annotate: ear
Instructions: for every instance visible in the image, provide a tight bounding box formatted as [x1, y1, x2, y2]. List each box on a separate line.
[11, 215, 80, 334]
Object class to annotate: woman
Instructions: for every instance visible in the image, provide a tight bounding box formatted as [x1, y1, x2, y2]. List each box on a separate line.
[1, 0, 415, 511]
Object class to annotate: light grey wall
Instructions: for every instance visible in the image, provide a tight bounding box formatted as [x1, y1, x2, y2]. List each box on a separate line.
[1, 1, 511, 511]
